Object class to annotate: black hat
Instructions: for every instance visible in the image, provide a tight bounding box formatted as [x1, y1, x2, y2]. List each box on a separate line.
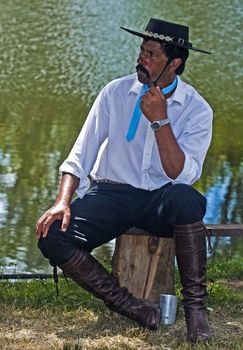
[121, 18, 211, 54]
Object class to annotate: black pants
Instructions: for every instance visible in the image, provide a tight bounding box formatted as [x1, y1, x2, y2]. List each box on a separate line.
[38, 182, 206, 266]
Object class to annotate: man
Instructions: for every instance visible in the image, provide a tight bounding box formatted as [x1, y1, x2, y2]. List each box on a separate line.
[37, 18, 213, 343]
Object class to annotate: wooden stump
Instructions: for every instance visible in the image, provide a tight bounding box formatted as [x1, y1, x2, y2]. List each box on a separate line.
[112, 228, 175, 303]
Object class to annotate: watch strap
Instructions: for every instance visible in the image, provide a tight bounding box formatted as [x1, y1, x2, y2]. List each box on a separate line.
[150, 118, 170, 130]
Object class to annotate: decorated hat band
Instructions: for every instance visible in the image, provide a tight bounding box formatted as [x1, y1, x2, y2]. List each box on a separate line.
[121, 18, 211, 54]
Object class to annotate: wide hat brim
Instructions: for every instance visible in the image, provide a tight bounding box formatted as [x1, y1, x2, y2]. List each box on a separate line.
[121, 26, 211, 55]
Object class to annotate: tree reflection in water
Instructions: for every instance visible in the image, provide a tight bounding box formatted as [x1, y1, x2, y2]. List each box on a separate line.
[0, 0, 243, 272]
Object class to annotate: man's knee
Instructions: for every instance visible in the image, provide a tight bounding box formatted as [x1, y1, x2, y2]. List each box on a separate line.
[37, 220, 76, 266]
[164, 184, 206, 224]
[167, 184, 206, 206]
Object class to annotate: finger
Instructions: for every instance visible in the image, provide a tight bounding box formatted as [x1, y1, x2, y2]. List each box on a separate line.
[140, 97, 146, 107]
[144, 88, 155, 98]
[60, 211, 71, 232]
[148, 85, 163, 97]
[148, 86, 158, 95]
[141, 93, 153, 107]
[42, 216, 57, 238]
[36, 223, 44, 239]
[150, 85, 163, 97]
[36, 213, 48, 239]
[142, 92, 150, 101]
[155, 85, 166, 100]
[36, 213, 47, 230]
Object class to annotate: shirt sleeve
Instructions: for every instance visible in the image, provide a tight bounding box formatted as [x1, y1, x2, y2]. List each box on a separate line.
[59, 85, 110, 198]
[171, 104, 213, 185]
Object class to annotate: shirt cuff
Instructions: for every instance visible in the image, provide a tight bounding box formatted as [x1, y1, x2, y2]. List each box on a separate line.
[171, 154, 199, 185]
[59, 162, 90, 199]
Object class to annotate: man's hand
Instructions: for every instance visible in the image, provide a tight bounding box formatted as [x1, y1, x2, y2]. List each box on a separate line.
[36, 201, 71, 239]
[140, 86, 167, 122]
[36, 173, 79, 239]
[140, 86, 185, 179]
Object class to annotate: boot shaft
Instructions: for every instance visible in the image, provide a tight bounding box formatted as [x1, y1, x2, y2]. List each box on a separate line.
[59, 248, 160, 330]
[173, 221, 212, 342]
[174, 221, 208, 305]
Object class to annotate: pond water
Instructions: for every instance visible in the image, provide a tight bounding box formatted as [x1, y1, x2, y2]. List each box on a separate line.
[0, 0, 243, 273]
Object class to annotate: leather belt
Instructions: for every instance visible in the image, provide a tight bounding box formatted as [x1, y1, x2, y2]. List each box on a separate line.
[93, 179, 123, 185]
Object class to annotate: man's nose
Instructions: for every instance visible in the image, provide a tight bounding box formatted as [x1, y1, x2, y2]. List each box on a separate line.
[137, 55, 145, 65]
[137, 50, 147, 64]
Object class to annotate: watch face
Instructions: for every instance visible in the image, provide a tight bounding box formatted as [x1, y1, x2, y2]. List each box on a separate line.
[151, 121, 161, 130]
[150, 119, 170, 130]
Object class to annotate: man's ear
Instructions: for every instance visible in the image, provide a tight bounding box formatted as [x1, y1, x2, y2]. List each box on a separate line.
[169, 57, 182, 72]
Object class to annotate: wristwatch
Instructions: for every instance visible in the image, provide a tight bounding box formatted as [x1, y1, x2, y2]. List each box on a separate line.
[150, 118, 170, 131]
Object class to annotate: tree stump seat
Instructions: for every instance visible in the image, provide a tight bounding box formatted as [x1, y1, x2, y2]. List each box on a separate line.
[111, 224, 243, 303]
[112, 227, 175, 303]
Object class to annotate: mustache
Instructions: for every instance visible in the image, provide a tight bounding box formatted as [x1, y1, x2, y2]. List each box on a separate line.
[136, 64, 150, 79]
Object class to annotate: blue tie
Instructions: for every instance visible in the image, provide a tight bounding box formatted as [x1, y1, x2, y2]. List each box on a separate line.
[126, 76, 178, 142]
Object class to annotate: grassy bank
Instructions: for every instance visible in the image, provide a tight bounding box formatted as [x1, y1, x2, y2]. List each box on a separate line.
[0, 255, 242, 350]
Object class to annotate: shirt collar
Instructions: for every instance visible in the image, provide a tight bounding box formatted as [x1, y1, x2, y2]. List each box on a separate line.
[129, 74, 186, 106]
[128, 74, 143, 96]
[168, 76, 185, 106]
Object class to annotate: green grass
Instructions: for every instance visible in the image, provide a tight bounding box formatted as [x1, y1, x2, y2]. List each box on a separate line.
[0, 255, 242, 350]
[0, 278, 104, 312]
[207, 254, 243, 280]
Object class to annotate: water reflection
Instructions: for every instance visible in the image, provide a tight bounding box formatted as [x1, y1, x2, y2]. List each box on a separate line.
[204, 161, 243, 224]
[0, 0, 242, 272]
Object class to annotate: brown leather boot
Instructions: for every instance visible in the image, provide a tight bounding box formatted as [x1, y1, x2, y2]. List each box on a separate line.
[173, 221, 212, 343]
[59, 248, 160, 330]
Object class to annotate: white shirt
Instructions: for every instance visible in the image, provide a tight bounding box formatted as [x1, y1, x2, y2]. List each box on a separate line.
[60, 73, 213, 199]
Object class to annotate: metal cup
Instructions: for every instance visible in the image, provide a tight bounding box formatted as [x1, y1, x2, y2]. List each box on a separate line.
[160, 294, 178, 325]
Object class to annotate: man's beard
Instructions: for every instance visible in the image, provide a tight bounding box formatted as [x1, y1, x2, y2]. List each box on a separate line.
[136, 64, 150, 83]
